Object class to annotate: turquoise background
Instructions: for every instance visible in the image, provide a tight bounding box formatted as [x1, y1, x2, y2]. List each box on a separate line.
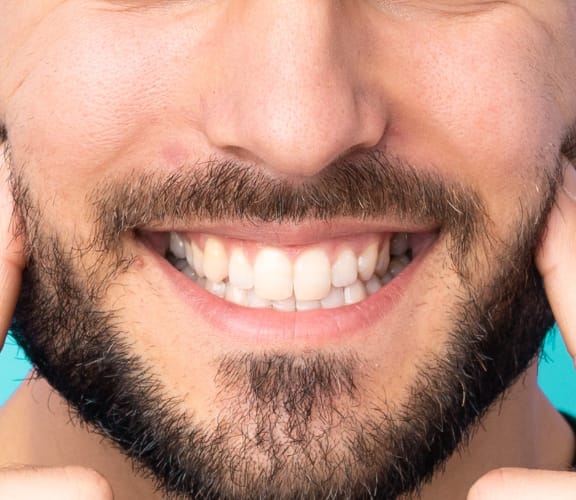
[1, 326, 575, 413]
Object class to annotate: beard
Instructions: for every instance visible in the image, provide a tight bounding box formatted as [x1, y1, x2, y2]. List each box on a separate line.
[8, 148, 559, 500]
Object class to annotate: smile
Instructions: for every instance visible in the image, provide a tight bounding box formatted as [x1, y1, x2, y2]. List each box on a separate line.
[162, 229, 435, 312]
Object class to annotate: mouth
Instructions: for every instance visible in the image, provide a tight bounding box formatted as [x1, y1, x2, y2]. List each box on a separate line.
[141, 226, 438, 313]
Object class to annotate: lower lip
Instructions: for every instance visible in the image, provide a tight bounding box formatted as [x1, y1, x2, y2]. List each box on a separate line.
[139, 236, 436, 345]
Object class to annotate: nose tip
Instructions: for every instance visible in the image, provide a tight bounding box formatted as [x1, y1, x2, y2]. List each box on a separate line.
[209, 90, 385, 177]
[201, 3, 388, 178]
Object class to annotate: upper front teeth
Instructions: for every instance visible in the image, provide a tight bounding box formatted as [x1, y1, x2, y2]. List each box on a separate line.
[167, 232, 412, 310]
[203, 238, 228, 283]
[293, 249, 331, 301]
[254, 247, 293, 301]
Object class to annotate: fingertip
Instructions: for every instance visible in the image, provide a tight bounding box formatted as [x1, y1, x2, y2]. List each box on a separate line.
[0, 139, 25, 348]
[537, 158, 576, 361]
[467, 468, 507, 500]
[468, 468, 576, 500]
[561, 158, 576, 201]
[0, 465, 114, 500]
[60, 466, 115, 500]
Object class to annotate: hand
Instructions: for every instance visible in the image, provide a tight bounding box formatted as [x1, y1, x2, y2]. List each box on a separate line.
[0, 148, 113, 499]
[0, 466, 114, 500]
[468, 468, 576, 500]
[536, 159, 576, 359]
[0, 148, 23, 351]
[468, 161, 576, 499]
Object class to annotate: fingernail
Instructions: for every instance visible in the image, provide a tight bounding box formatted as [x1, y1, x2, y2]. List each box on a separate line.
[562, 162, 576, 201]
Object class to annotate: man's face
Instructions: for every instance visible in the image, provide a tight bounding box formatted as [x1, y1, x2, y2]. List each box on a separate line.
[1, 2, 576, 499]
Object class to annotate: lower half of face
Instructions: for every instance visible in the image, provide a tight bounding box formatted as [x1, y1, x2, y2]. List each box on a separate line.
[4, 4, 574, 498]
[10, 150, 558, 500]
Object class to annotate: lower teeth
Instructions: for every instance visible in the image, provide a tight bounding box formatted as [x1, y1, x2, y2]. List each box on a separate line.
[167, 251, 412, 311]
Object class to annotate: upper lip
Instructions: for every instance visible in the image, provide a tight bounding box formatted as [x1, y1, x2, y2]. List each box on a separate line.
[137, 217, 440, 246]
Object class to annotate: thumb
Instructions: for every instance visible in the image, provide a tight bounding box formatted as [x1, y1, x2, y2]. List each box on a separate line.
[0, 465, 114, 500]
[0, 143, 24, 350]
[536, 159, 576, 359]
[468, 467, 576, 500]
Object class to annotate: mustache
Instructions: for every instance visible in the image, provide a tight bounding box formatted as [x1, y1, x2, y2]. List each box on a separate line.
[90, 150, 488, 257]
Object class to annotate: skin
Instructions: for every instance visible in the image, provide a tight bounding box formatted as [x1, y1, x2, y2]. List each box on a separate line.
[1, 1, 576, 498]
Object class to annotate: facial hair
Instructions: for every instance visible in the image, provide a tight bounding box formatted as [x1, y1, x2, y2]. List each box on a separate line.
[8, 148, 558, 499]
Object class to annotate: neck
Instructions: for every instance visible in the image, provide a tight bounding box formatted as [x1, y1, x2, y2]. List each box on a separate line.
[411, 363, 575, 499]
[0, 363, 572, 500]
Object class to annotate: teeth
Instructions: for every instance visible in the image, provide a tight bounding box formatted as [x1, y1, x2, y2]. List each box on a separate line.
[247, 290, 272, 309]
[170, 233, 187, 259]
[388, 255, 411, 277]
[225, 284, 249, 306]
[381, 272, 394, 285]
[296, 300, 322, 311]
[204, 238, 228, 283]
[294, 249, 331, 301]
[179, 264, 197, 281]
[365, 276, 382, 296]
[390, 233, 409, 256]
[229, 248, 254, 289]
[375, 239, 390, 277]
[186, 241, 205, 278]
[174, 259, 189, 272]
[331, 249, 358, 288]
[167, 231, 415, 311]
[272, 297, 296, 312]
[344, 280, 367, 305]
[254, 247, 293, 301]
[357, 242, 378, 281]
[320, 287, 345, 309]
[205, 279, 226, 298]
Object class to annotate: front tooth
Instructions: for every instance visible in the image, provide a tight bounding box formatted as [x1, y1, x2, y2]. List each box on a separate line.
[321, 287, 345, 309]
[344, 280, 367, 304]
[225, 284, 248, 306]
[203, 238, 228, 283]
[358, 242, 378, 281]
[272, 297, 296, 312]
[170, 233, 186, 259]
[229, 248, 254, 289]
[254, 247, 293, 301]
[296, 300, 321, 311]
[331, 249, 358, 288]
[390, 233, 409, 256]
[294, 249, 331, 301]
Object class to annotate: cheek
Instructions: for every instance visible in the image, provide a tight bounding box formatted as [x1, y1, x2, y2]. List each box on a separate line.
[381, 13, 566, 231]
[4, 7, 215, 205]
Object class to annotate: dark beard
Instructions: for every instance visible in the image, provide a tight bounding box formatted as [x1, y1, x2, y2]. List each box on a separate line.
[9, 150, 558, 499]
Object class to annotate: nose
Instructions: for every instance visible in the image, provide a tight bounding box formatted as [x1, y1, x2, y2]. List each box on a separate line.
[202, 1, 388, 177]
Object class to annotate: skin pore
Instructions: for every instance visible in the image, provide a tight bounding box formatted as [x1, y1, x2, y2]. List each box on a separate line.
[1, 1, 576, 499]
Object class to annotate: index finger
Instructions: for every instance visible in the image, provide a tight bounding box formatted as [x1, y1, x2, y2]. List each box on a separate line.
[0, 142, 25, 349]
[468, 468, 576, 500]
[536, 159, 576, 359]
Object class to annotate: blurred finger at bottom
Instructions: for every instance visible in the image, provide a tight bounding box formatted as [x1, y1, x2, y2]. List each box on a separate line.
[0, 465, 113, 500]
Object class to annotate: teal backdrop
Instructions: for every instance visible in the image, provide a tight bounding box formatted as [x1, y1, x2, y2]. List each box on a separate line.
[1, 326, 575, 413]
